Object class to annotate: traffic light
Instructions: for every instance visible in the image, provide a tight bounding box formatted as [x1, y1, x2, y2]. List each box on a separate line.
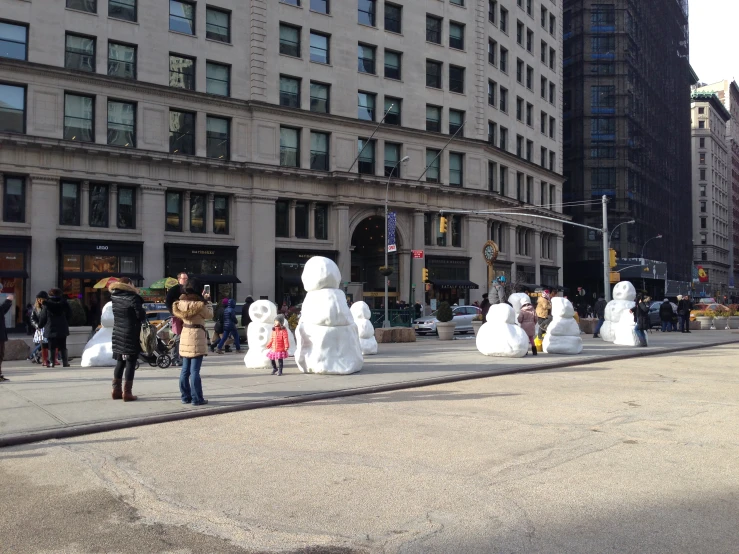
[609, 248, 617, 268]
[439, 216, 448, 234]
[422, 267, 429, 282]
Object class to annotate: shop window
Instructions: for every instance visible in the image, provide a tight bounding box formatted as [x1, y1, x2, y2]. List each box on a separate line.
[295, 202, 309, 238]
[190, 193, 206, 233]
[85, 254, 118, 273]
[60, 182, 81, 226]
[279, 24, 301, 57]
[110, 0, 136, 21]
[169, 110, 195, 154]
[425, 149, 440, 183]
[310, 131, 329, 170]
[315, 203, 328, 240]
[63, 254, 81, 273]
[214, 195, 229, 234]
[64, 93, 94, 142]
[165, 191, 183, 232]
[0, 21, 28, 60]
[170, 0, 195, 34]
[206, 62, 230, 96]
[357, 138, 375, 175]
[280, 127, 300, 167]
[89, 184, 109, 227]
[107, 100, 135, 147]
[206, 116, 230, 160]
[280, 76, 301, 108]
[275, 200, 290, 237]
[65, 33, 96, 72]
[120, 255, 137, 273]
[108, 42, 136, 79]
[310, 81, 330, 113]
[117, 186, 136, 229]
[169, 54, 195, 90]
[451, 215, 462, 247]
[206, 6, 230, 42]
[3, 176, 25, 223]
[384, 142, 401, 177]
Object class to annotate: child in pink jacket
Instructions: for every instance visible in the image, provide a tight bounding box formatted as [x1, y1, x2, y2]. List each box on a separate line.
[517, 301, 538, 356]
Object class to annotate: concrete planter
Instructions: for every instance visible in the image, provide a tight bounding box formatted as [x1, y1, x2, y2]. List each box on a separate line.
[689, 320, 701, 331]
[713, 317, 729, 329]
[695, 317, 713, 330]
[436, 321, 456, 341]
[729, 316, 739, 329]
[471, 320, 483, 336]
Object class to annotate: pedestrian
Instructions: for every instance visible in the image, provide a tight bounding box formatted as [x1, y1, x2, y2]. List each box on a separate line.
[172, 280, 213, 406]
[677, 295, 692, 333]
[0, 293, 14, 382]
[593, 296, 607, 338]
[109, 278, 147, 401]
[29, 292, 49, 365]
[165, 272, 188, 366]
[632, 294, 650, 347]
[517, 299, 538, 356]
[209, 298, 228, 353]
[267, 315, 290, 376]
[414, 301, 423, 319]
[659, 298, 675, 332]
[23, 303, 33, 335]
[480, 293, 491, 323]
[241, 295, 254, 330]
[536, 290, 552, 340]
[489, 277, 507, 305]
[216, 298, 241, 354]
[38, 288, 72, 368]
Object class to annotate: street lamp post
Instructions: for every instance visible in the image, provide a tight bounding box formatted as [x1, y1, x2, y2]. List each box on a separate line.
[640, 234, 663, 264]
[384, 155, 410, 328]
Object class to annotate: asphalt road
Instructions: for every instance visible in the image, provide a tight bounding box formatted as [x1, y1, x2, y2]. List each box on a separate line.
[1, 344, 738, 553]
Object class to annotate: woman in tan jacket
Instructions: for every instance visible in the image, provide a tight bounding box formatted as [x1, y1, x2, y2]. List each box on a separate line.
[172, 281, 213, 406]
[536, 290, 553, 340]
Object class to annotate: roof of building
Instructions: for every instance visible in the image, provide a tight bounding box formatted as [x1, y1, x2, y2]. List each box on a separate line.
[691, 92, 732, 122]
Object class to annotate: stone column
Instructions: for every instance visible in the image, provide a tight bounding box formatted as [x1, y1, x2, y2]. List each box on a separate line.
[29, 175, 59, 294]
[467, 216, 489, 304]
[534, 230, 542, 287]
[289, 200, 296, 238]
[183, 191, 191, 233]
[336, 204, 351, 282]
[398, 250, 410, 305]
[140, 185, 166, 284]
[412, 210, 425, 305]
[308, 202, 316, 239]
[80, 181, 90, 227]
[109, 184, 118, 228]
[251, 197, 276, 300]
[508, 223, 518, 282]
[234, 195, 252, 296]
[556, 234, 564, 286]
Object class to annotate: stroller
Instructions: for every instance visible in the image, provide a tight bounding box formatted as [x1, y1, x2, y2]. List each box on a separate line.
[139, 318, 177, 369]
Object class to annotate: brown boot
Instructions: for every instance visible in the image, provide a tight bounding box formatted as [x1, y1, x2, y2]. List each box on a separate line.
[123, 381, 137, 402]
[111, 378, 123, 400]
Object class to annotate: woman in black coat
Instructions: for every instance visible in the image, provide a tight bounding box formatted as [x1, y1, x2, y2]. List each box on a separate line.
[631, 294, 650, 347]
[109, 278, 146, 401]
[38, 288, 72, 367]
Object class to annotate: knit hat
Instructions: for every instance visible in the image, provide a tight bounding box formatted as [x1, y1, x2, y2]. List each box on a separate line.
[36, 291, 49, 300]
[542, 290, 551, 300]
[275, 314, 286, 326]
[222, 298, 229, 305]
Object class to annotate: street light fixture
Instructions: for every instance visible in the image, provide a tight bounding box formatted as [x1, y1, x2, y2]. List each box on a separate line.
[641, 234, 663, 264]
[384, 155, 410, 328]
[609, 219, 636, 245]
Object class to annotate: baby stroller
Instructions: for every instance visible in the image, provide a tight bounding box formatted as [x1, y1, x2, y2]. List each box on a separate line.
[139, 318, 176, 369]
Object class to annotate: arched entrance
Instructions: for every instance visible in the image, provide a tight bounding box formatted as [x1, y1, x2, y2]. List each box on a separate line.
[350, 216, 401, 309]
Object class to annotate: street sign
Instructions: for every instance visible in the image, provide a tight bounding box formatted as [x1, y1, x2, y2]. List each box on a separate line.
[412, 250, 424, 258]
[388, 245, 397, 253]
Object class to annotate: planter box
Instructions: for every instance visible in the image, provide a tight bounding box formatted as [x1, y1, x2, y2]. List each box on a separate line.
[689, 320, 701, 331]
[436, 321, 456, 341]
[713, 317, 729, 329]
[729, 316, 739, 329]
[695, 317, 713, 330]
[578, 318, 598, 335]
[375, 327, 416, 343]
[472, 321, 483, 336]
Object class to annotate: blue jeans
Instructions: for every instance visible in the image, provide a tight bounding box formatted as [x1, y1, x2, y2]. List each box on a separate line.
[217, 328, 241, 351]
[179, 356, 205, 404]
[679, 315, 689, 332]
[594, 317, 605, 335]
[660, 320, 673, 332]
[634, 325, 647, 347]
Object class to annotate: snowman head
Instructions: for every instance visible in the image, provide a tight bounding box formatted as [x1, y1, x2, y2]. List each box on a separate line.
[551, 297, 575, 318]
[302, 256, 341, 292]
[487, 303, 515, 325]
[249, 299, 277, 323]
[100, 302, 114, 327]
[612, 281, 636, 301]
[507, 292, 529, 312]
[350, 301, 371, 320]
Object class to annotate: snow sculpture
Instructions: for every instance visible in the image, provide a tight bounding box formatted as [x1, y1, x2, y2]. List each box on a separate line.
[507, 292, 531, 322]
[81, 302, 116, 367]
[295, 257, 363, 374]
[244, 300, 277, 369]
[476, 304, 530, 358]
[600, 281, 639, 346]
[542, 298, 583, 354]
[350, 301, 378, 355]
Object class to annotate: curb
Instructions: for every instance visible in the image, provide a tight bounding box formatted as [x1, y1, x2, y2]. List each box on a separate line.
[2, 339, 737, 448]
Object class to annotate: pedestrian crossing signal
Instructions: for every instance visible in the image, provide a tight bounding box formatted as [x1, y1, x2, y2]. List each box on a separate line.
[439, 216, 448, 234]
[422, 268, 429, 282]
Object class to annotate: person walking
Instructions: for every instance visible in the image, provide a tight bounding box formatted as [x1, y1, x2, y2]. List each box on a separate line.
[677, 295, 692, 333]
[38, 289, 72, 368]
[241, 295, 254, 329]
[109, 278, 147, 401]
[267, 315, 290, 376]
[29, 292, 49, 365]
[209, 298, 228, 353]
[593, 296, 607, 338]
[0, 293, 14, 381]
[517, 300, 538, 356]
[172, 281, 213, 406]
[659, 298, 674, 332]
[165, 272, 188, 366]
[480, 293, 491, 323]
[489, 277, 507, 306]
[536, 290, 552, 340]
[216, 298, 241, 354]
[632, 294, 650, 347]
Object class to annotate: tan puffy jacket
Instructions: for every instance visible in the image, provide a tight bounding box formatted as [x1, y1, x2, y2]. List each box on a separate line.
[536, 296, 552, 318]
[172, 295, 214, 358]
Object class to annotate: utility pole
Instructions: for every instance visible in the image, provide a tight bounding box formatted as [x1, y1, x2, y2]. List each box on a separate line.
[602, 195, 611, 302]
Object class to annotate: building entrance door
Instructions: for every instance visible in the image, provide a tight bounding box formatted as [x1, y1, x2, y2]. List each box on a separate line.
[350, 216, 401, 309]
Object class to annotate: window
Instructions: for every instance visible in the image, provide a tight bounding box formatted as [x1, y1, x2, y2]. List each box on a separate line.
[426, 60, 442, 88]
[108, 42, 136, 79]
[488, 121, 496, 144]
[550, 14, 556, 35]
[190, 193, 206, 233]
[541, 111, 547, 133]
[88, 184, 109, 228]
[698, 121, 705, 129]
[499, 126, 508, 150]
[358, 44, 376, 74]
[280, 127, 300, 167]
[426, 15, 442, 44]
[276, 200, 289, 237]
[170, 0, 195, 34]
[0, 21, 28, 60]
[169, 110, 195, 154]
[280, 76, 301, 108]
[699, 185, 706, 197]
[384, 98, 401, 125]
[358, 0, 375, 26]
[315, 203, 328, 240]
[516, 227, 531, 256]
[540, 181, 547, 206]
[499, 166, 507, 195]
[65, 34, 96, 72]
[549, 47, 555, 69]
[526, 102, 533, 126]
[450, 0, 463, 5]
[109, 0, 136, 22]
[516, 135, 523, 157]
[426, 149, 440, 182]
[500, 7, 508, 33]
[384, 142, 401, 177]
[592, 85, 615, 112]
[64, 93, 94, 142]
[488, 80, 496, 106]
[67, 0, 96, 13]
[489, 0, 497, 24]
[500, 47, 508, 72]
[449, 22, 464, 50]
[358, 92, 376, 121]
[282, 0, 299, 6]
[526, 65, 533, 89]
[107, 100, 135, 147]
[699, 153, 706, 164]
[500, 87, 508, 112]
[449, 65, 464, 93]
[3, 176, 25, 223]
[451, 215, 462, 247]
[526, 0, 532, 15]
[516, 97, 523, 121]
[449, 152, 463, 186]
[449, 109, 464, 136]
[541, 40, 547, 63]
[214, 195, 229, 234]
[385, 3, 401, 33]
[516, 172, 524, 200]
[700, 201, 707, 213]
[206, 116, 229, 159]
[526, 29, 533, 52]
[549, 184, 555, 206]
[311, 0, 329, 13]
[516, 58, 524, 83]
[0, 84, 25, 134]
[699, 138, 705, 148]
[549, 83, 555, 104]
[60, 182, 81, 226]
[488, 39, 497, 65]
[117, 186, 135, 229]
[169, 54, 195, 90]
[592, 36, 615, 55]
[549, 116, 555, 138]
[206, 7, 230, 42]
[165, 191, 183, 232]
[549, 151, 555, 170]
[700, 217, 707, 229]
[701, 250, 707, 262]
[385, 50, 401, 79]
[541, 146, 547, 166]
[426, 105, 441, 132]
[592, 4, 616, 26]
[526, 176, 533, 204]
[310, 131, 329, 170]
[488, 161, 497, 191]
[357, 139, 375, 175]
[279, 24, 300, 57]
[310, 31, 329, 63]
[699, 169, 706, 180]
[310, 81, 330, 113]
[206, 62, 230, 96]
[698, 107, 705, 115]
[295, 202, 309, 238]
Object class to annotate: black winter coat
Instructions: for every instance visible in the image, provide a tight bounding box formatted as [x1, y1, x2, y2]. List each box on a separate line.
[38, 297, 72, 339]
[110, 282, 147, 355]
[241, 298, 254, 328]
[632, 302, 650, 331]
[166, 284, 184, 313]
[0, 299, 12, 342]
[480, 299, 491, 322]
[677, 299, 693, 316]
[594, 298, 607, 319]
[659, 301, 674, 321]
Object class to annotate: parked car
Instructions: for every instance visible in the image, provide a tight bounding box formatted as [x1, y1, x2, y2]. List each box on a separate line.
[647, 302, 676, 329]
[413, 305, 481, 335]
[690, 303, 730, 320]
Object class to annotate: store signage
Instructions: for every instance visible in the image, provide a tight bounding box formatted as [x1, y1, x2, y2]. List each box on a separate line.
[412, 250, 424, 259]
[192, 250, 216, 255]
[96, 246, 109, 250]
[388, 245, 397, 253]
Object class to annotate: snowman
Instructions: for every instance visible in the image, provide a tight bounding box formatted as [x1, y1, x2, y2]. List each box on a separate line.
[350, 301, 378, 355]
[542, 297, 583, 354]
[243, 299, 296, 369]
[476, 304, 530, 358]
[507, 292, 531, 323]
[81, 302, 116, 367]
[295, 257, 363, 374]
[600, 281, 638, 345]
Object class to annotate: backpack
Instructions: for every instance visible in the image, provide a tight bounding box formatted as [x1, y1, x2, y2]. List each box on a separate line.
[139, 322, 157, 356]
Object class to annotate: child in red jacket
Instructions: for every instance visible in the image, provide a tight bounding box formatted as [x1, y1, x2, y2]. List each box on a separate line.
[267, 315, 290, 376]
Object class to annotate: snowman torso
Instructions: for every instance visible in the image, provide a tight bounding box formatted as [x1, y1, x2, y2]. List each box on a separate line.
[542, 298, 583, 354]
[476, 304, 529, 358]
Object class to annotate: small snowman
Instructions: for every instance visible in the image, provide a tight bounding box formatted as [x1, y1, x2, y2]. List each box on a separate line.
[542, 298, 583, 354]
[350, 301, 378, 355]
[507, 292, 531, 322]
[295, 257, 363, 374]
[601, 281, 638, 345]
[81, 302, 116, 367]
[476, 304, 530, 358]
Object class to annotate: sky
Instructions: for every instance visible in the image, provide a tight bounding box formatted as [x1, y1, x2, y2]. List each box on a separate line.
[689, 0, 739, 85]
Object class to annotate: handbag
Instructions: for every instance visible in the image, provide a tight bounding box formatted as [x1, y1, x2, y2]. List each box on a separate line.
[139, 322, 157, 356]
[33, 328, 44, 344]
[171, 316, 183, 335]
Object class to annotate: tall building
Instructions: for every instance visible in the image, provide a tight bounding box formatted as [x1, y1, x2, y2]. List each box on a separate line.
[562, 0, 694, 296]
[689, 92, 731, 297]
[0, 0, 564, 328]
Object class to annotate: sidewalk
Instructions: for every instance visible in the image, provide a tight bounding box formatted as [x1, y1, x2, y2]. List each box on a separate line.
[1, 331, 736, 446]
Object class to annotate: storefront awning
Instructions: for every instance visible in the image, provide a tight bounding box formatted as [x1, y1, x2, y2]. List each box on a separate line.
[191, 273, 242, 284]
[0, 270, 29, 278]
[431, 280, 479, 290]
[62, 272, 144, 280]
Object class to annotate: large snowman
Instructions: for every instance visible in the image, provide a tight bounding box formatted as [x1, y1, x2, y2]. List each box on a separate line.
[507, 292, 531, 322]
[601, 281, 639, 345]
[350, 301, 378, 355]
[243, 300, 296, 369]
[476, 304, 530, 358]
[81, 302, 116, 367]
[542, 297, 583, 354]
[295, 257, 363, 374]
